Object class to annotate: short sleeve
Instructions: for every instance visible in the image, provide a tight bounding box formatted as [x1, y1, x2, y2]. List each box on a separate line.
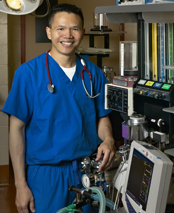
[2, 65, 34, 123]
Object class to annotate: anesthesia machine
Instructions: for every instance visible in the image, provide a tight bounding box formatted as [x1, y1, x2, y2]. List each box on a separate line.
[57, 141, 173, 213]
[103, 5, 174, 213]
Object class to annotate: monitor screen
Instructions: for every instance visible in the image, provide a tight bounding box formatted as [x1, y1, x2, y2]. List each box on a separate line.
[126, 149, 154, 211]
[122, 141, 173, 213]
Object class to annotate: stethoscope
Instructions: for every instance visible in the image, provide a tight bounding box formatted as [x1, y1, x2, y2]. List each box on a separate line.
[46, 50, 100, 98]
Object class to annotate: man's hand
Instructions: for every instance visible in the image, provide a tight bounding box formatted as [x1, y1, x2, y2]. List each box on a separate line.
[9, 116, 35, 212]
[96, 115, 115, 172]
[95, 136, 115, 172]
[15, 185, 35, 213]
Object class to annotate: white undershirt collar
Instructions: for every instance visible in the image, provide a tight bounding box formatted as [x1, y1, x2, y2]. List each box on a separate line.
[49, 52, 76, 81]
[60, 65, 76, 81]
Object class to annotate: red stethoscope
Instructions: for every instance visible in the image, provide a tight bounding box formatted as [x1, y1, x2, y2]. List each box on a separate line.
[46, 50, 100, 98]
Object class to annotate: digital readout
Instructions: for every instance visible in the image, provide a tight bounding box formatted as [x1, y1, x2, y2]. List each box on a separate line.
[138, 79, 146, 85]
[161, 84, 171, 90]
[153, 82, 163, 88]
[145, 81, 154, 86]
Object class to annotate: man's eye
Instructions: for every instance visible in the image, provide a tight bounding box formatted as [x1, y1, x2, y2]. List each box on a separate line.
[58, 28, 63, 31]
[73, 28, 79, 31]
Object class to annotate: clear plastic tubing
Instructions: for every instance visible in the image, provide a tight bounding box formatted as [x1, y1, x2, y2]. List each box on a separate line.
[87, 187, 106, 213]
[57, 187, 106, 213]
[91, 193, 115, 210]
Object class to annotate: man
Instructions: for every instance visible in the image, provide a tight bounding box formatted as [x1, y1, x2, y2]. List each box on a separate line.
[2, 3, 115, 213]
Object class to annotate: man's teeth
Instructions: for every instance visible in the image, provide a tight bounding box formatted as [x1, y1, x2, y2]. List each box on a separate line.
[62, 42, 72, 45]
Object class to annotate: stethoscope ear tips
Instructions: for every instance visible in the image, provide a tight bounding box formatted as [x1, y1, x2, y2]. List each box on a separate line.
[47, 84, 55, 93]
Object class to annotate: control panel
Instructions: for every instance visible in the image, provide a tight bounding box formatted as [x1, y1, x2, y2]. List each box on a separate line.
[105, 84, 134, 116]
[134, 86, 169, 101]
[134, 79, 173, 101]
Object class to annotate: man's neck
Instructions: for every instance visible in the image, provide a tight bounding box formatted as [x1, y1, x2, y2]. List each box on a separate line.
[50, 49, 76, 68]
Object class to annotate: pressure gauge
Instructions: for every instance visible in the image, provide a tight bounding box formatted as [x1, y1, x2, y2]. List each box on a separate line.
[81, 173, 95, 188]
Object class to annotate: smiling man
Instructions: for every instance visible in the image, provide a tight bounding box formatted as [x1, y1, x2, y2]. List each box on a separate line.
[46, 10, 85, 64]
[2, 3, 115, 213]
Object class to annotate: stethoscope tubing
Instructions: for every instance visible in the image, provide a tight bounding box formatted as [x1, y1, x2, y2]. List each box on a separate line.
[46, 49, 52, 86]
[46, 50, 100, 98]
[77, 54, 100, 98]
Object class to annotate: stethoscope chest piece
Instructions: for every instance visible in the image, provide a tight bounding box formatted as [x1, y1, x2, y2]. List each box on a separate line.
[47, 84, 54, 93]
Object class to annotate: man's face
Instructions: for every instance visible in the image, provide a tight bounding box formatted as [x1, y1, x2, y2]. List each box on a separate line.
[46, 12, 85, 57]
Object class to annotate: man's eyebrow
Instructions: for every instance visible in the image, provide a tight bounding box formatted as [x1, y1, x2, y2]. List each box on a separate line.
[56, 25, 65, 27]
[56, 25, 81, 28]
[72, 26, 80, 28]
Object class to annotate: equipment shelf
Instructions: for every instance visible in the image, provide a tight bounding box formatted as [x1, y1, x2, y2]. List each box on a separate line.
[95, 3, 174, 23]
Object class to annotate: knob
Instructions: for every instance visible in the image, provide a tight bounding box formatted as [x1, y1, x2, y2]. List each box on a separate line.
[112, 95, 116, 100]
[156, 93, 165, 99]
[161, 93, 166, 99]
[134, 88, 140, 93]
[142, 90, 148, 95]
[154, 93, 160, 99]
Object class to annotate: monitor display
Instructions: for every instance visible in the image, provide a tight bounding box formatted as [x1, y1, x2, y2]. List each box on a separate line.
[126, 149, 154, 211]
[122, 141, 173, 213]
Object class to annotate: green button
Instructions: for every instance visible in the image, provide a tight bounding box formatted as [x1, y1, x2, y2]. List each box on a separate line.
[161, 84, 171, 90]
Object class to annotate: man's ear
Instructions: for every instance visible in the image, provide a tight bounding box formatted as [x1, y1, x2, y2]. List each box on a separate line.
[46, 27, 51, 40]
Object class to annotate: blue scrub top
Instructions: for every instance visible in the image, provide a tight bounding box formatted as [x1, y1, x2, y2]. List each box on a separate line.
[2, 52, 111, 165]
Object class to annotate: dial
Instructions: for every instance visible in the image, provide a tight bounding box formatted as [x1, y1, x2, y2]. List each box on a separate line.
[82, 173, 95, 188]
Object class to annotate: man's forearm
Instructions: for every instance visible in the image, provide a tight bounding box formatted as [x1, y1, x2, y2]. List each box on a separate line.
[9, 115, 27, 188]
[96, 115, 115, 171]
[97, 115, 114, 144]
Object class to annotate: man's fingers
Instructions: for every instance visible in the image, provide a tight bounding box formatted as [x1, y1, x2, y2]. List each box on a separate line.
[98, 151, 110, 171]
[17, 205, 29, 213]
[29, 198, 36, 213]
[99, 151, 115, 172]
[95, 149, 103, 161]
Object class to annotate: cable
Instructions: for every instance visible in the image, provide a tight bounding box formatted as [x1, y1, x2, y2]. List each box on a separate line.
[114, 176, 122, 210]
[29, 0, 50, 18]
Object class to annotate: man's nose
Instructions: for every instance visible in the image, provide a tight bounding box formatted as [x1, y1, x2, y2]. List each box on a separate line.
[64, 29, 73, 38]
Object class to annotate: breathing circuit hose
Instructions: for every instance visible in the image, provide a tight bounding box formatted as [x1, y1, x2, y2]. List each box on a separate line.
[56, 186, 106, 213]
[56, 204, 82, 213]
[91, 193, 116, 210]
[87, 186, 106, 213]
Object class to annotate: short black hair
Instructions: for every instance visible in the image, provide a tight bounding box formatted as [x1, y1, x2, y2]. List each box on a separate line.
[47, 3, 84, 28]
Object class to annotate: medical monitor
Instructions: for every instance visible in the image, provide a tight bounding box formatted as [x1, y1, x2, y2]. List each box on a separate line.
[122, 140, 173, 213]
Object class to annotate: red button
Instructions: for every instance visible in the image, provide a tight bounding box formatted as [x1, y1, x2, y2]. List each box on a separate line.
[146, 152, 148, 156]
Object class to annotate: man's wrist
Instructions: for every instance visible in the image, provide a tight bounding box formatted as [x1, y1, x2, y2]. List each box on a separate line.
[15, 179, 28, 189]
[103, 136, 115, 146]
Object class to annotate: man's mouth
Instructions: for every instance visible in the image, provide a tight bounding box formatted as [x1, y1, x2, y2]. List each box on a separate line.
[61, 41, 74, 46]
